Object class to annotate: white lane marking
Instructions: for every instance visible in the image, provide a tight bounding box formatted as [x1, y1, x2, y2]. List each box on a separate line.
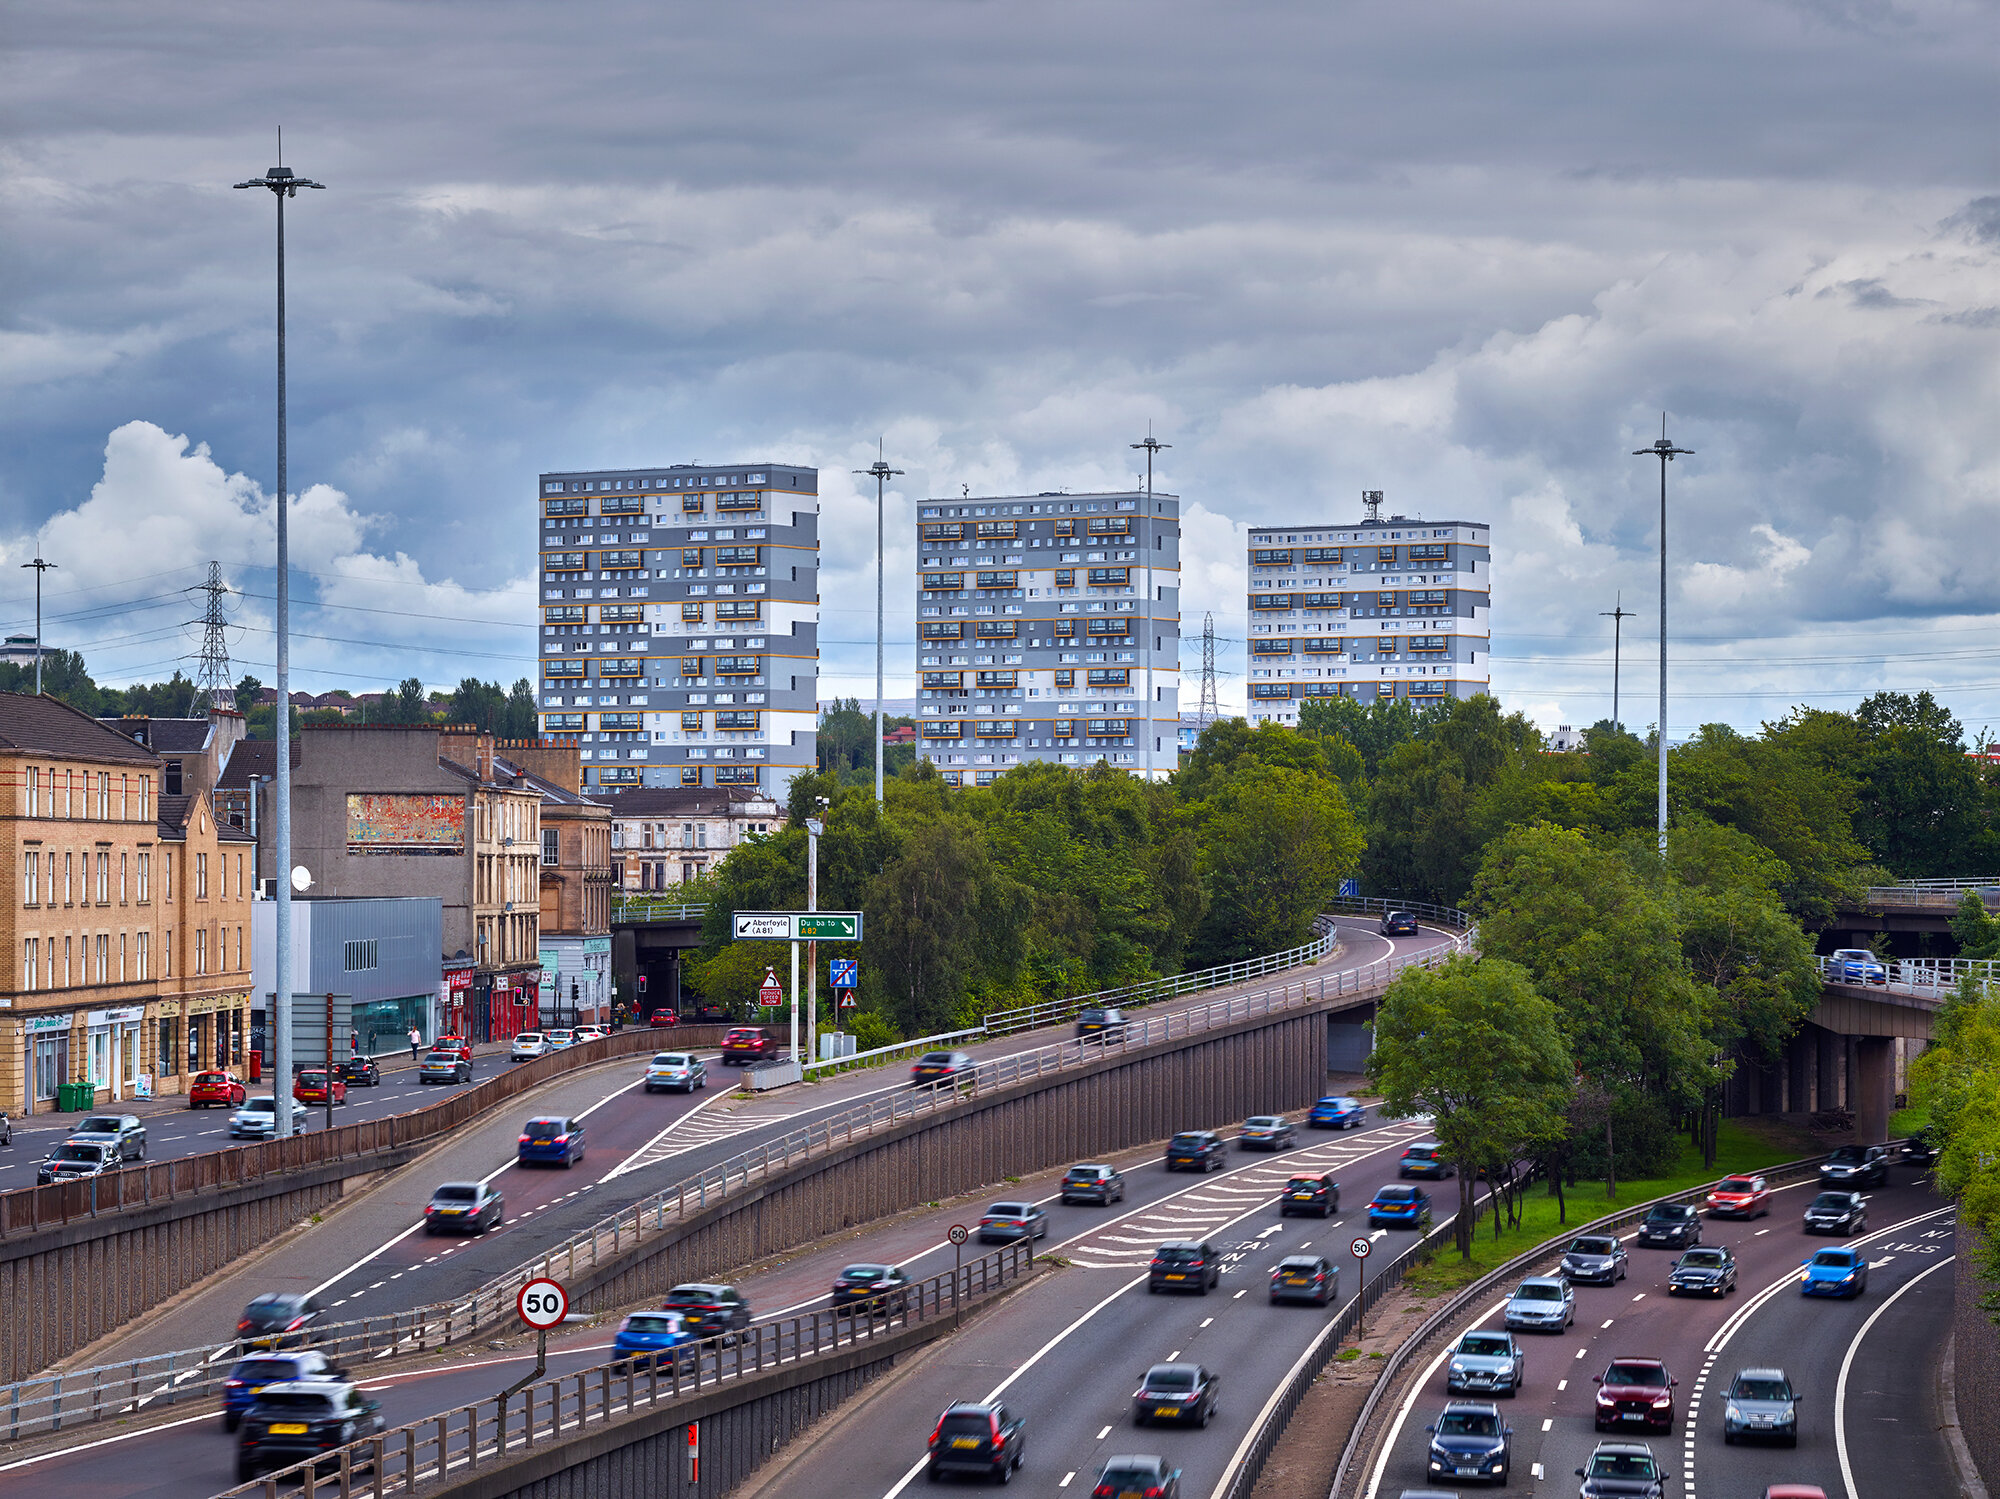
[1541, 1418, 1552, 1431]
[1836, 1254, 1955, 1499]
[1362, 1297, 1508, 1499]
[1575, 1348, 1587, 1360]
[1168, 1349, 1182, 1361]
[1601, 1319, 1614, 1329]
[1232, 1289, 1247, 1299]
[1531, 1463, 1544, 1480]
[1200, 1318, 1213, 1327]
[1631, 1292, 1645, 1301]
[1096, 1425, 1112, 1440]
[1061, 1474, 1075, 1488]
[1557, 1379, 1567, 1391]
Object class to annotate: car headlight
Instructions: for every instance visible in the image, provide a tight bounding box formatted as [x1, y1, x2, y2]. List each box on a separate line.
[1841, 1269, 1857, 1280]
[1725, 1404, 1742, 1421]
[1651, 1394, 1672, 1407]
[1595, 1391, 1615, 1405]
[1450, 1361, 1466, 1373]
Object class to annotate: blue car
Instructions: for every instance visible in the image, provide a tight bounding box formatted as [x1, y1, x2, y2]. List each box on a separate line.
[1368, 1184, 1431, 1229]
[612, 1310, 696, 1367]
[1800, 1246, 1869, 1298]
[1309, 1096, 1367, 1130]
[219, 1351, 338, 1431]
[517, 1115, 586, 1168]
[1829, 948, 1887, 985]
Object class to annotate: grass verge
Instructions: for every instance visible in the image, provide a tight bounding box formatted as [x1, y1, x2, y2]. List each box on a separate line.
[1890, 1103, 1929, 1138]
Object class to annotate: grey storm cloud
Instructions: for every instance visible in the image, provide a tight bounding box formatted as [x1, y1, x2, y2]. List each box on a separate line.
[2, 0, 1996, 733]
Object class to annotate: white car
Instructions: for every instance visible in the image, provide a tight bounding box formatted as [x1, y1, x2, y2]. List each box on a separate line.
[227, 1097, 302, 1140]
[644, 1053, 706, 1093]
[510, 1032, 549, 1062]
[544, 1029, 577, 1050]
[574, 1024, 609, 1044]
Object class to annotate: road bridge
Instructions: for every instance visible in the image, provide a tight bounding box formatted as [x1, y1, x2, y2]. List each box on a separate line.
[1824, 874, 1999, 943]
[607, 898, 705, 1016]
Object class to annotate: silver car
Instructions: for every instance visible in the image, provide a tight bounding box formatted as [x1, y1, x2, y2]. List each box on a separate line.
[1721, 1367, 1798, 1446]
[227, 1097, 300, 1140]
[510, 1032, 549, 1062]
[70, 1113, 147, 1160]
[644, 1053, 706, 1093]
[1446, 1330, 1525, 1396]
[1503, 1276, 1575, 1333]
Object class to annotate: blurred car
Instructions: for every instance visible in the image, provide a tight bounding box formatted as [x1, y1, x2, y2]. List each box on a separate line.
[1269, 1254, 1337, 1306]
[37, 1140, 124, 1184]
[0, 1109, 10, 1146]
[687, 1004, 735, 1024]
[1503, 1276, 1575, 1333]
[1398, 1142, 1454, 1179]
[1667, 1245, 1737, 1297]
[1575, 1441, 1671, 1499]
[334, 1057, 380, 1088]
[432, 1034, 474, 1061]
[220, 1350, 339, 1431]
[543, 1029, 577, 1050]
[227, 1096, 300, 1140]
[419, 1051, 472, 1084]
[1803, 1190, 1867, 1235]
[1061, 1163, 1127, 1204]
[1280, 1171, 1339, 1218]
[908, 1048, 973, 1084]
[1902, 1128, 1939, 1167]
[1761, 1488, 1829, 1499]
[611, 1311, 695, 1368]
[234, 1379, 384, 1484]
[1368, 1184, 1431, 1229]
[661, 1283, 751, 1340]
[1446, 1331, 1524, 1397]
[70, 1113, 146, 1159]
[1800, 1246, 1868, 1298]
[1561, 1235, 1629, 1285]
[516, 1115, 586, 1168]
[1308, 1095, 1367, 1130]
[647, 1009, 682, 1028]
[1593, 1358, 1677, 1433]
[237, 1292, 323, 1350]
[831, 1263, 911, 1314]
[1381, 910, 1420, 935]
[1705, 1174, 1771, 1218]
[1819, 1144, 1889, 1188]
[1148, 1241, 1221, 1295]
[926, 1399, 1027, 1483]
[978, 1201, 1050, 1242]
[1722, 1367, 1799, 1446]
[1163, 1130, 1225, 1172]
[1829, 947, 1887, 985]
[1634, 1202, 1701, 1250]
[1076, 1006, 1130, 1040]
[422, 1180, 503, 1235]
[644, 1052, 707, 1092]
[1132, 1363, 1219, 1427]
[1423, 1400, 1512, 1484]
[291, 1069, 347, 1107]
[510, 1032, 549, 1062]
[722, 1027, 781, 1064]
[574, 1023, 609, 1043]
[189, 1070, 248, 1109]
[1238, 1115, 1296, 1151]
[1091, 1455, 1181, 1499]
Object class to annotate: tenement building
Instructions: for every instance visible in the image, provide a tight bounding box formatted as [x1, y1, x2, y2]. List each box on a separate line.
[536, 463, 819, 799]
[913, 489, 1181, 783]
[1245, 498, 1490, 724]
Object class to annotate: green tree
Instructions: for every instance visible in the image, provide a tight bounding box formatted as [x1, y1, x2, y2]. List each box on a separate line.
[1187, 762, 1364, 964]
[0, 649, 106, 713]
[1368, 956, 1573, 1259]
[1176, 718, 1360, 802]
[1950, 892, 2000, 961]
[868, 820, 1019, 1035]
[1908, 976, 2000, 1312]
[1296, 693, 1447, 775]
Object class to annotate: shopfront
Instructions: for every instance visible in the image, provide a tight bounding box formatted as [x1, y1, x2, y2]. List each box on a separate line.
[85, 1006, 145, 1103]
[28, 1014, 72, 1108]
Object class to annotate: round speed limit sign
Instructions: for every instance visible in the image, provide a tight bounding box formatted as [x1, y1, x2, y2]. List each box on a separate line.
[517, 1277, 569, 1330]
[947, 1224, 970, 1246]
[1350, 1237, 1372, 1260]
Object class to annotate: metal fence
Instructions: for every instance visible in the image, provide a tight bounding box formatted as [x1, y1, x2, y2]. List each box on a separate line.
[609, 897, 708, 924]
[1814, 952, 1998, 999]
[202, 1243, 1034, 1499]
[1863, 878, 2000, 908]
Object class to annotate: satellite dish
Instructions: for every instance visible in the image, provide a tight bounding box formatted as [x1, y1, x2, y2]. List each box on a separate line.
[290, 865, 313, 893]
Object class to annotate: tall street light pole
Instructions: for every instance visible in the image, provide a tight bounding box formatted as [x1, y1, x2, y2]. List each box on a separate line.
[237, 150, 324, 1139]
[1130, 433, 1169, 782]
[1633, 418, 1692, 858]
[1600, 593, 1634, 734]
[853, 448, 902, 805]
[20, 553, 55, 694]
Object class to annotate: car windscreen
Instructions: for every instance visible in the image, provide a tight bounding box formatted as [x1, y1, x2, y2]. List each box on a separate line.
[1277, 1257, 1321, 1271]
[432, 1185, 478, 1202]
[1377, 1187, 1418, 1202]
[196, 1073, 230, 1085]
[1101, 1468, 1163, 1486]
[234, 1358, 305, 1380]
[1649, 1205, 1694, 1220]
[1606, 1364, 1668, 1386]
[255, 1392, 336, 1413]
[1590, 1454, 1656, 1478]
[1405, 1146, 1437, 1158]
[666, 1285, 725, 1302]
[841, 1266, 888, 1281]
[624, 1315, 679, 1334]
[1460, 1335, 1510, 1356]
[916, 1051, 952, 1063]
[1570, 1238, 1617, 1254]
[240, 1098, 276, 1112]
[77, 1117, 123, 1133]
[1828, 1147, 1868, 1162]
[1437, 1411, 1498, 1436]
[1810, 1194, 1854, 1210]
[1246, 1116, 1283, 1128]
[1718, 1177, 1757, 1191]
[1144, 1367, 1195, 1389]
[654, 1055, 689, 1066]
[424, 1052, 457, 1063]
[1066, 1167, 1106, 1179]
[1156, 1246, 1203, 1262]
[1288, 1176, 1326, 1189]
[1732, 1376, 1789, 1399]
[1513, 1283, 1562, 1301]
[1680, 1250, 1725, 1267]
[516, 1034, 542, 1043]
[1168, 1134, 1208, 1149]
[524, 1121, 563, 1138]
[53, 1144, 104, 1162]
[1079, 1010, 1107, 1022]
[1812, 1250, 1856, 1267]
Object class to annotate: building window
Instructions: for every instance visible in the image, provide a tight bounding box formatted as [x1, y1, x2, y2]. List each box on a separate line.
[21, 937, 36, 990]
[542, 829, 560, 866]
[137, 852, 150, 902]
[97, 851, 109, 903]
[343, 938, 379, 972]
[136, 931, 150, 979]
[23, 851, 37, 905]
[196, 927, 207, 976]
[196, 852, 208, 899]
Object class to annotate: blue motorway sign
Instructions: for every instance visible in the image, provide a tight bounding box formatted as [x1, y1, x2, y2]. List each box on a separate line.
[829, 959, 859, 989]
[1339, 878, 1360, 898]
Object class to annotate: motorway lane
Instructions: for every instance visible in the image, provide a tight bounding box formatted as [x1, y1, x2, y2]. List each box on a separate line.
[1366, 1163, 1955, 1499]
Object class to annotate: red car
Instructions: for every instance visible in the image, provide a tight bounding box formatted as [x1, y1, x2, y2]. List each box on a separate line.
[721, 1027, 779, 1064]
[188, 1070, 247, 1109]
[647, 1010, 681, 1028]
[292, 1069, 348, 1107]
[1705, 1174, 1771, 1219]
[434, 1035, 474, 1061]
[1593, 1356, 1678, 1432]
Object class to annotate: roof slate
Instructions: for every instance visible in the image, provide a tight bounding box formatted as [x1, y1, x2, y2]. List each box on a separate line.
[0, 693, 163, 766]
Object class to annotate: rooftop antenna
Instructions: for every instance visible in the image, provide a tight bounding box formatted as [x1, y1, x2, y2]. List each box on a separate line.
[189, 561, 236, 713]
[1362, 490, 1384, 524]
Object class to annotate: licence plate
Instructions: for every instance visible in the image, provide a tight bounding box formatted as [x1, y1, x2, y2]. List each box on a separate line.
[1164, 1273, 1185, 1280]
[1455, 1467, 1481, 1478]
[1285, 1276, 1311, 1285]
[270, 1423, 309, 1435]
[950, 1437, 980, 1449]
[1154, 1406, 1179, 1418]
[1621, 1412, 1646, 1421]
[1121, 1491, 1143, 1499]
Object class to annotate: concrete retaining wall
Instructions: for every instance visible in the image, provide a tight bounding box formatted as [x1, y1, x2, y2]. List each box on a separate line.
[1953, 1231, 2000, 1494]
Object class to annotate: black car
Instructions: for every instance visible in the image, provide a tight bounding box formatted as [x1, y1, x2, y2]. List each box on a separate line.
[1575, 1441, 1671, 1498]
[926, 1399, 1026, 1482]
[69, 1113, 147, 1160]
[1280, 1172, 1339, 1218]
[422, 1181, 503, 1235]
[1666, 1245, 1737, 1297]
[1095, 1455, 1181, 1499]
[1424, 1401, 1512, 1485]
[237, 1293, 324, 1350]
[1561, 1235, 1629, 1286]
[832, 1263, 911, 1314]
[1147, 1241, 1220, 1295]
[220, 1351, 340, 1431]
[1060, 1164, 1126, 1204]
[1380, 911, 1420, 935]
[661, 1282, 752, 1340]
[1634, 1203, 1701, 1250]
[1076, 1007, 1130, 1041]
[687, 1003, 735, 1024]
[235, 1379, 385, 1483]
[1803, 1190, 1867, 1235]
[1269, 1254, 1337, 1306]
[37, 1139, 124, 1184]
[334, 1057, 381, 1087]
[1903, 1127, 1939, 1167]
[1819, 1143, 1889, 1188]
[1133, 1363, 1219, 1427]
[1164, 1130, 1225, 1172]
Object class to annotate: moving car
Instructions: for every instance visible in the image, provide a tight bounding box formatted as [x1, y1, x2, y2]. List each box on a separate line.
[1398, 1142, 1454, 1179]
[1633, 1202, 1700, 1250]
[722, 1027, 781, 1064]
[926, 1399, 1027, 1483]
[69, 1113, 146, 1160]
[644, 1052, 707, 1092]
[1132, 1363, 1219, 1427]
[291, 1069, 347, 1107]
[334, 1057, 381, 1087]
[234, 1379, 385, 1483]
[611, 1311, 695, 1369]
[1381, 910, 1420, 935]
[1164, 1130, 1225, 1172]
[978, 1201, 1050, 1242]
[510, 1032, 549, 1062]
[647, 1009, 682, 1028]
[908, 1049, 973, 1084]
[1423, 1401, 1512, 1484]
[831, 1263, 911, 1314]
[1503, 1276, 1575, 1333]
[1829, 947, 1887, 985]
[1902, 1128, 1939, 1167]
[1367, 1184, 1431, 1229]
[687, 1004, 735, 1024]
[1091, 1455, 1180, 1499]
[433, 1034, 474, 1061]
[1061, 1164, 1126, 1204]
[1561, 1235, 1628, 1285]
[1667, 1245, 1738, 1297]
[1704, 1174, 1771, 1218]
[1722, 1367, 1799, 1446]
[1148, 1241, 1221, 1294]
[237, 1293, 323, 1350]
[1819, 1143, 1889, 1189]
[1280, 1171, 1339, 1217]
[575, 1023, 609, 1043]
[37, 1140, 124, 1184]
[0, 1110, 10, 1146]
[419, 1050, 472, 1084]
[661, 1283, 751, 1339]
[516, 1115, 586, 1168]
[543, 1029, 577, 1050]
[220, 1350, 340, 1431]
[227, 1097, 299, 1140]
[1269, 1254, 1337, 1306]
[1803, 1190, 1867, 1235]
[1593, 1358, 1677, 1433]
[1309, 1095, 1367, 1130]
[1076, 1007, 1130, 1040]
[189, 1070, 248, 1109]
[1446, 1331, 1524, 1397]
[1238, 1114, 1296, 1151]
[1800, 1246, 1868, 1298]
[423, 1181, 503, 1235]
[1575, 1441, 1671, 1499]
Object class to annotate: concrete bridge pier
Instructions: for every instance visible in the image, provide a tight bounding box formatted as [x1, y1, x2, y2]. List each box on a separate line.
[1854, 1036, 1896, 1145]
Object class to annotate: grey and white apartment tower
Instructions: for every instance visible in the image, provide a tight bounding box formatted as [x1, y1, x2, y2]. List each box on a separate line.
[1245, 501, 1490, 724]
[914, 489, 1180, 784]
[536, 463, 819, 797]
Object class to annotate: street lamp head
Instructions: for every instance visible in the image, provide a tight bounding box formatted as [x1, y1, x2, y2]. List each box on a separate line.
[852, 460, 903, 482]
[1633, 437, 1694, 460]
[234, 167, 326, 197]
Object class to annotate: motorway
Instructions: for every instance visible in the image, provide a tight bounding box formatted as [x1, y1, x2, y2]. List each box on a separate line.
[1366, 1164, 1958, 1499]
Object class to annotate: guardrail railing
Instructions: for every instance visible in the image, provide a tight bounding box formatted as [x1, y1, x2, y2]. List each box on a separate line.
[1815, 952, 1997, 999]
[609, 897, 708, 924]
[1862, 877, 2000, 907]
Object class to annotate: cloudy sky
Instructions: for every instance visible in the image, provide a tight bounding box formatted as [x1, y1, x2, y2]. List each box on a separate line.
[4, 0, 1996, 738]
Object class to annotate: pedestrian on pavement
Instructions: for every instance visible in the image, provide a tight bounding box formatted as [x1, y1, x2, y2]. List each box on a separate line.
[408, 1026, 421, 1061]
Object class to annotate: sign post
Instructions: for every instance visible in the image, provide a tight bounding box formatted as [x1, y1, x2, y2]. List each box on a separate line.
[947, 1224, 969, 1327]
[757, 968, 783, 1008]
[498, 1277, 568, 1416]
[1350, 1235, 1372, 1336]
[831, 959, 858, 1011]
[805, 817, 822, 1075]
[688, 1420, 700, 1483]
